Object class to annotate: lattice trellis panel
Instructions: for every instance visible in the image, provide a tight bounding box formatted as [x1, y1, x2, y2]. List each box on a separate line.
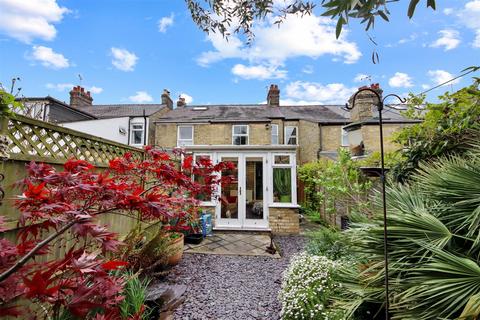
[6, 114, 144, 167]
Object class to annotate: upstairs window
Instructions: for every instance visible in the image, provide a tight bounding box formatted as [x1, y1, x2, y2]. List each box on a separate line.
[130, 123, 145, 145]
[271, 124, 279, 145]
[285, 126, 297, 145]
[178, 126, 194, 146]
[232, 125, 249, 145]
[341, 126, 349, 146]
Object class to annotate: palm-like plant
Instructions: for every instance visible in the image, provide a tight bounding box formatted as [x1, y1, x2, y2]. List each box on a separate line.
[335, 145, 480, 319]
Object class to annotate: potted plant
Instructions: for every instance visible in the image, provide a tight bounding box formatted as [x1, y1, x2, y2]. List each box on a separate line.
[183, 208, 204, 245]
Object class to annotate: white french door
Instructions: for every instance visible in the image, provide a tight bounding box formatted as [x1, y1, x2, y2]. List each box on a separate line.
[215, 153, 268, 229]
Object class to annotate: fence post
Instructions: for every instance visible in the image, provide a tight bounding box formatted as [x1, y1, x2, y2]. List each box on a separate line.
[0, 114, 9, 207]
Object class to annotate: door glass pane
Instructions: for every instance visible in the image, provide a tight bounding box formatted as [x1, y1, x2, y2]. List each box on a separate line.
[273, 167, 292, 203]
[245, 157, 263, 220]
[221, 157, 238, 220]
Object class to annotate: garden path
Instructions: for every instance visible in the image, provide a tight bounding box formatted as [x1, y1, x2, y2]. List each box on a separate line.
[166, 235, 306, 320]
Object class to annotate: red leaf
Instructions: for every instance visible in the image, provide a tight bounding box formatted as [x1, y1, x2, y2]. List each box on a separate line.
[101, 260, 128, 271]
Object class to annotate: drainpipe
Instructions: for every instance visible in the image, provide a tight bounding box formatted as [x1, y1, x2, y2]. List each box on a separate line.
[143, 109, 147, 146]
[317, 124, 322, 160]
[127, 118, 131, 145]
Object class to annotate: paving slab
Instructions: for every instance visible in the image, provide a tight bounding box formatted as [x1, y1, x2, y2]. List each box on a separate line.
[184, 232, 281, 258]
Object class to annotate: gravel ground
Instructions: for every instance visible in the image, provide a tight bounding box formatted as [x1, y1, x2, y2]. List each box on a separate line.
[166, 235, 306, 320]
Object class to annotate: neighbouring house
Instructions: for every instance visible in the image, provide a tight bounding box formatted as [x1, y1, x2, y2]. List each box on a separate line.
[61, 86, 173, 148]
[21, 86, 173, 148]
[16, 95, 96, 123]
[153, 84, 420, 234]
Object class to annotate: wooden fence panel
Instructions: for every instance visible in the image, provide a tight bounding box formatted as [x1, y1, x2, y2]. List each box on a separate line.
[0, 113, 147, 255]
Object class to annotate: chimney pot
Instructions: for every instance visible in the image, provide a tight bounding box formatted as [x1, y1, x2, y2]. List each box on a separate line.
[349, 84, 383, 122]
[177, 96, 186, 107]
[69, 85, 93, 108]
[267, 84, 280, 107]
[161, 88, 173, 109]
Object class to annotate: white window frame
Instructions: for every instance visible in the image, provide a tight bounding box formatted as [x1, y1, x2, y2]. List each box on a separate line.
[130, 122, 145, 146]
[177, 125, 194, 147]
[192, 153, 215, 206]
[284, 126, 298, 145]
[270, 153, 297, 207]
[341, 126, 349, 147]
[232, 125, 249, 145]
[271, 124, 279, 145]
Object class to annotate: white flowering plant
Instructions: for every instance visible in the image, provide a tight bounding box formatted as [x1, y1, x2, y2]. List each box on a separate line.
[279, 253, 344, 320]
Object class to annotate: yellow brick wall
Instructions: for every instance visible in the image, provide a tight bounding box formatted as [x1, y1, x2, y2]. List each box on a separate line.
[154, 123, 177, 148]
[320, 125, 343, 152]
[361, 123, 405, 153]
[298, 120, 320, 164]
[155, 123, 273, 147]
[148, 108, 171, 146]
[270, 207, 300, 234]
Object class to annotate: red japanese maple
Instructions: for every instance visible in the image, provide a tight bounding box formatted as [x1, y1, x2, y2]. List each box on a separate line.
[0, 147, 232, 318]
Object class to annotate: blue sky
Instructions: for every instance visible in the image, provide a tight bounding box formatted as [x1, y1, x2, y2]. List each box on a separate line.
[0, 0, 479, 106]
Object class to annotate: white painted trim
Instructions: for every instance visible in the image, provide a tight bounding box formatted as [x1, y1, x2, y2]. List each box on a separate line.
[184, 145, 297, 151]
[177, 125, 194, 147]
[271, 124, 279, 145]
[284, 125, 298, 145]
[270, 152, 298, 207]
[232, 124, 249, 145]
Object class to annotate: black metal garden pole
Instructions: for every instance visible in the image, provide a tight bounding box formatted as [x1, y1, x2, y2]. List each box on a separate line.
[346, 88, 405, 320]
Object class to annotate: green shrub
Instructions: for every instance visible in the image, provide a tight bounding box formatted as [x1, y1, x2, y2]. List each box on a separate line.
[279, 253, 344, 320]
[306, 228, 353, 261]
[298, 149, 372, 224]
[119, 272, 151, 319]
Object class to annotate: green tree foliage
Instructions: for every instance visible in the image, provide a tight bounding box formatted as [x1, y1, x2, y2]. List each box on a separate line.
[185, 0, 436, 41]
[0, 88, 22, 115]
[392, 80, 480, 181]
[298, 149, 372, 221]
[334, 148, 480, 319]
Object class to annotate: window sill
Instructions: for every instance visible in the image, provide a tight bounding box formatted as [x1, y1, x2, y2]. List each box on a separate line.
[269, 203, 300, 208]
[199, 202, 216, 207]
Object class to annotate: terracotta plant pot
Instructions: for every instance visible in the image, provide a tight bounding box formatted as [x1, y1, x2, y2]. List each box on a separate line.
[166, 233, 184, 266]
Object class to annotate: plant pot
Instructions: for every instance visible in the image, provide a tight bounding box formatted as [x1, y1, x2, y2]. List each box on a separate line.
[280, 195, 291, 203]
[184, 233, 204, 245]
[166, 233, 184, 266]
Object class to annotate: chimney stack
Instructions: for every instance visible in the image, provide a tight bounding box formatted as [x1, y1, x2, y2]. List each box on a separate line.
[161, 89, 173, 109]
[267, 84, 280, 107]
[177, 96, 186, 108]
[69, 85, 93, 108]
[349, 84, 383, 122]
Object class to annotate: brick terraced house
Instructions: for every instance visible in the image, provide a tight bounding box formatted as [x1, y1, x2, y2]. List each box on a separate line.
[154, 85, 420, 234]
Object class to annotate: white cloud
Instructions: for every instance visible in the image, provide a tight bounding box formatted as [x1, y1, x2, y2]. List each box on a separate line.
[31, 46, 69, 69]
[301, 65, 314, 74]
[455, 1, 480, 48]
[430, 29, 460, 50]
[88, 86, 103, 94]
[427, 70, 460, 86]
[46, 83, 103, 94]
[179, 93, 193, 104]
[46, 83, 73, 91]
[285, 81, 356, 104]
[231, 64, 287, 80]
[111, 47, 138, 71]
[129, 91, 153, 103]
[158, 13, 174, 33]
[388, 72, 413, 88]
[197, 13, 361, 73]
[0, 0, 69, 43]
[354, 73, 370, 83]
[443, 8, 454, 15]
